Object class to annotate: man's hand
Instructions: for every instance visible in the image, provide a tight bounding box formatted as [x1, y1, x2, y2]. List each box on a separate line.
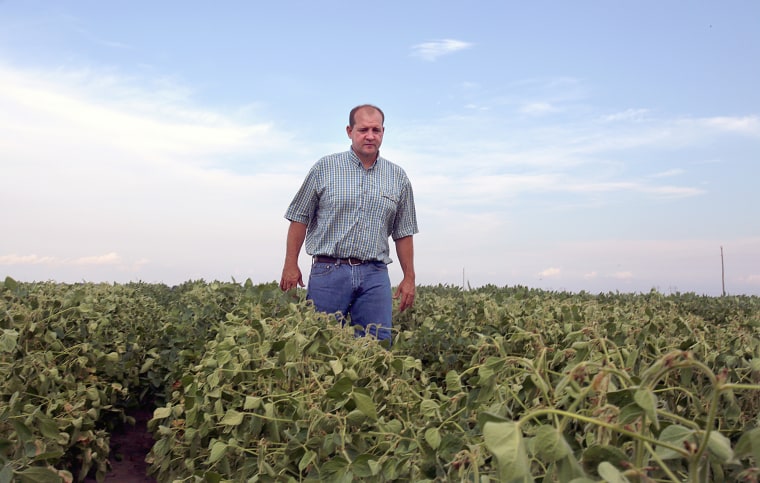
[280, 221, 307, 292]
[280, 264, 304, 292]
[394, 277, 415, 312]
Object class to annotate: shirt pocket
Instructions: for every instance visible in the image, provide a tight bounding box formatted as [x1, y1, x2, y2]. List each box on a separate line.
[378, 190, 400, 225]
[381, 191, 400, 205]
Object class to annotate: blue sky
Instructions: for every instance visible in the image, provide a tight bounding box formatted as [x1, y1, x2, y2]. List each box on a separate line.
[1, 1, 758, 295]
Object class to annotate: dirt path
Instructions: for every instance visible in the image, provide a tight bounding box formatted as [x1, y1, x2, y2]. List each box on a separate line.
[84, 407, 156, 483]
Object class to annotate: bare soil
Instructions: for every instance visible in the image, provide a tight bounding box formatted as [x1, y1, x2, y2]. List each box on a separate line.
[84, 406, 156, 483]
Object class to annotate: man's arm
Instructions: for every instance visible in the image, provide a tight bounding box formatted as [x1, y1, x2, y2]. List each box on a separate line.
[393, 235, 415, 311]
[280, 221, 307, 291]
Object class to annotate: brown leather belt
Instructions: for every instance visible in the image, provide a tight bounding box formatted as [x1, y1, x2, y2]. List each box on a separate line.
[314, 256, 370, 266]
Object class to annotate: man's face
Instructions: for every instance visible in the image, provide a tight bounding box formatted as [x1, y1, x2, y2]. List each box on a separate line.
[347, 107, 384, 163]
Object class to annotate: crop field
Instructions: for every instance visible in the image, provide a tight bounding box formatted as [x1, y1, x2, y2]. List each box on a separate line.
[1, 276, 760, 482]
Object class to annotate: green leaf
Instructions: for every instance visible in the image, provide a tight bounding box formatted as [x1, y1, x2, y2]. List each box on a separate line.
[329, 359, 343, 375]
[425, 427, 441, 450]
[0, 464, 12, 483]
[208, 440, 227, 464]
[606, 388, 635, 407]
[597, 461, 628, 483]
[326, 377, 354, 399]
[2, 276, 18, 291]
[32, 450, 65, 463]
[655, 425, 693, 460]
[735, 427, 760, 463]
[445, 370, 462, 392]
[352, 454, 381, 477]
[244, 396, 261, 410]
[11, 420, 33, 443]
[153, 406, 172, 419]
[298, 450, 316, 472]
[35, 413, 60, 440]
[15, 466, 62, 483]
[352, 392, 378, 421]
[0, 330, 18, 353]
[220, 409, 244, 426]
[707, 431, 734, 463]
[139, 358, 155, 373]
[480, 413, 531, 482]
[320, 456, 349, 476]
[419, 399, 439, 418]
[633, 388, 659, 429]
[617, 403, 644, 425]
[533, 425, 571, 462]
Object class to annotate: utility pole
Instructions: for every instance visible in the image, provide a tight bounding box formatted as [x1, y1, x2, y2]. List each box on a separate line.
[721, 246, 726, 296]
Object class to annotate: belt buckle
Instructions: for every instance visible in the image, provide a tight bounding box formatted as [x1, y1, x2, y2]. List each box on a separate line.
[348, 258, 362, 266]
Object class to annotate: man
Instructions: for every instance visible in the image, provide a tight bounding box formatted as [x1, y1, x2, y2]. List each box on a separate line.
[279, 104, 418, 344]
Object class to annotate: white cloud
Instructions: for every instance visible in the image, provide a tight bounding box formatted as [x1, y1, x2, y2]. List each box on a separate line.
[538, 267, 561, 278]
[602, 109, 650, 122]
[0, 254, 58, 265]
[650, 169, 685, 178]
[741, 274, 760, 285]
[520, 102, 558, 116]
[0, 64, 292, 169]
[410, 39, 473, 61]
[1, 252, 122, 266]
[612, 271, 634, 280]
[701, 115, 760, 136]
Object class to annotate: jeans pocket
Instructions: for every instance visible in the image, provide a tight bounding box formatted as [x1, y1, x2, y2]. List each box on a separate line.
[369, 262, 388, 273]
[310, 262, 335, 277]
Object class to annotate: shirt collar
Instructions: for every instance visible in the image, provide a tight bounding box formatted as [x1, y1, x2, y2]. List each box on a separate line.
[349, 146, 380, 170]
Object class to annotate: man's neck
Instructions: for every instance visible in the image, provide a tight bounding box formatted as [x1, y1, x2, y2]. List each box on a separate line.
[352, 148, 378, 169]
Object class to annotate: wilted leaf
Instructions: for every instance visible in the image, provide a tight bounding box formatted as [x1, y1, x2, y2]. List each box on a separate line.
[352, 392, 377, 421]
[153, 406, 172, 419]
[220, 409, 244, 426]
[597, 461, 628, 483]
[633, 388, 659, 429]
[533, 425, 571, 462]
[329, 359, 343, 375]
[139, 358, 155, 373]
[15, 466, 62, 483]
[419, 399, 439, 418]
[298, 450, 316, 471]
[707, 430, 734, 463]
[208, 440, 227, 464]
[326, 377, 353, 399]
[0, 330, 18, 353]
[655, 425, 693, 460]
[425, 427, 441, 450]
[11, 420, 33, 443]
[244, 396, 261, 410]
[445, 370, 462, 392]
[35, 413, 60, 440]
[735, 427, 760, 463]
[352, 454, 381, 477]
[480, 413, 531, 482]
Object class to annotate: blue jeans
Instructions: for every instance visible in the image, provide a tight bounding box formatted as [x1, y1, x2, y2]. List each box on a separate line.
[307, 260, 393, 343]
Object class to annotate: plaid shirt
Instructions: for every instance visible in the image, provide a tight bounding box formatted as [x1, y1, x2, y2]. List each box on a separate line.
[285, 148, 418, 264]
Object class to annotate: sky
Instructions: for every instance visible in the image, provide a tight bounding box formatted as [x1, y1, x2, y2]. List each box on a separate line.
[1, 1, 759, 296]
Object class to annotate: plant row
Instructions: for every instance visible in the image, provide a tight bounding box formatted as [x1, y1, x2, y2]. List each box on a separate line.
[1, 277, 759, 482]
